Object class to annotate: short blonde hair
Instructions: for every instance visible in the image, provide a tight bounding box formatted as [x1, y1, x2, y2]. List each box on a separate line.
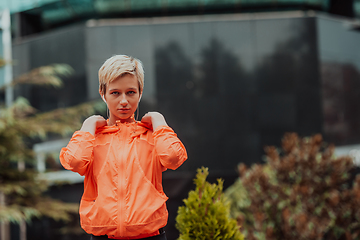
[98, 55, 144, 95]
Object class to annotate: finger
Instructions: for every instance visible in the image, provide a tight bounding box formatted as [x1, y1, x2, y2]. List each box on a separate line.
[96, 120, 107, 128]
[141, 116, 149, 123]
[141, 115, 151, 124]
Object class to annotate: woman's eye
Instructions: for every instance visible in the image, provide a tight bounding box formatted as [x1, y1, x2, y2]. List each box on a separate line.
[111, 92, 119, 95]
[128, 91, 136, 95]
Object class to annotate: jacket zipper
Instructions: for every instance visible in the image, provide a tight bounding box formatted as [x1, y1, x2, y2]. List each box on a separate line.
[118, 125, 126, 236]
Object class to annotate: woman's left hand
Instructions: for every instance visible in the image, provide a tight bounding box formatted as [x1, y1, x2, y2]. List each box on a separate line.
[141, 112, 168, 131]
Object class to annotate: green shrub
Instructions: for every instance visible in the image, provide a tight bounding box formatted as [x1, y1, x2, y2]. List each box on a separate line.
[176, 167, 244, 240]
[225, 133, 360, 240]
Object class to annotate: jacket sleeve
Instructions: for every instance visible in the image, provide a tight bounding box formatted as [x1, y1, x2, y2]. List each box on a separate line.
[59, 131, 95, 176]
[152, 126, 188, 170]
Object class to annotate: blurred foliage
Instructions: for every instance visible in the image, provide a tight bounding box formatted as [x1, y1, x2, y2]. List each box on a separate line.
[225, 133, 360, 240]
[0, 61, 105, 225]
[176, 167, 244, 240]
[0, 64, 73, 91]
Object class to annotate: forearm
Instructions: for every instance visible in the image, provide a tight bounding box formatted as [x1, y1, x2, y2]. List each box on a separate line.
[80, 124, 96, 136]
[60, 131, 95, 175]
[80, 115, 107, 136]
[141, 112, 188, 169]
[153, 126, 188, 170]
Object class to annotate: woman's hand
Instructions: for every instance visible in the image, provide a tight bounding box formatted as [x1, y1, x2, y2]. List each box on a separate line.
[141, 112, 168, 131]
[80, 115, 107, 136]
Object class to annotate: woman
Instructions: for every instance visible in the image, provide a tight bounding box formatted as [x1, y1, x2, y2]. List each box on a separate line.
[60, 55, 188, 240]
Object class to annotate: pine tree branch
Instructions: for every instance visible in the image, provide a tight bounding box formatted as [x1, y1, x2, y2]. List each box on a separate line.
[0, 61, 102, 228]
[0, 64, 73, 92]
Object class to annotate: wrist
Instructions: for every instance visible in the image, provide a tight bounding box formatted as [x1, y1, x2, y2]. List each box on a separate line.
[151, 112, 165, 122]
[151, 113, 168, 130]
[80, 119, 96, 135]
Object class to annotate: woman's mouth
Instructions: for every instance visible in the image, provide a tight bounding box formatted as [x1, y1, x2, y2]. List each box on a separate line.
[118, 108, 130, 113]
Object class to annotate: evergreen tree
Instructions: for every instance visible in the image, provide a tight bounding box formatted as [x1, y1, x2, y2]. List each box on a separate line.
[176, 167, 244, 240]
[0, 60, 105, 239]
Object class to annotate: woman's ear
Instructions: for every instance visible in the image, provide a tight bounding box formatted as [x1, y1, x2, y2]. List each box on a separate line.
[99, 89, 107, 103]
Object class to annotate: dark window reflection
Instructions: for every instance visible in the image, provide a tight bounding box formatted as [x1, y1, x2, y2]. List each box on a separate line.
[321, 62, 360, 145]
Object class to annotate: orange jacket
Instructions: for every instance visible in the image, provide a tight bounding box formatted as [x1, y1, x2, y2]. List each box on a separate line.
[60, 121, 187, 239]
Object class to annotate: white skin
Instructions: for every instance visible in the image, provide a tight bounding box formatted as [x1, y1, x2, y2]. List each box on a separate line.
[80, 74, 168, 136]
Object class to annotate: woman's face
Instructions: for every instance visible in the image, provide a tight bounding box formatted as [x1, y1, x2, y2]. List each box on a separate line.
[104, 74, 141, 124]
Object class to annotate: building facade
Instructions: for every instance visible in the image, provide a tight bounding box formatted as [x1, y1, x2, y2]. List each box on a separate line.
[1, 1, 360, 239]
[7, 10, 360, 239]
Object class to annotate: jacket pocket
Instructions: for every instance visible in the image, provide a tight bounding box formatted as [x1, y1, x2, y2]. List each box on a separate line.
[80, 198, 118, 227]
[125, 153, 168, 225]
[80, 199, 96, 226]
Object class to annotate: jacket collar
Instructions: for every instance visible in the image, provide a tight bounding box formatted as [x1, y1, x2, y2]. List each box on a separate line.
[95, 120, 151, 137]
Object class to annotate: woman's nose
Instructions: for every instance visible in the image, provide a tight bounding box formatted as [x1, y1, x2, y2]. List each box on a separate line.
[120, 95, 128, 105]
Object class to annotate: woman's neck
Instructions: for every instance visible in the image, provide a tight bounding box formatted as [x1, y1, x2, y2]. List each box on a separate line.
[108, 116, 135, 126]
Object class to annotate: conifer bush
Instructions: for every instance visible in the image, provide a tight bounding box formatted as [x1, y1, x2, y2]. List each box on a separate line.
[225, 133, 360, 240]
[0, 61, 106, 239]
[176, 167, 244, 240]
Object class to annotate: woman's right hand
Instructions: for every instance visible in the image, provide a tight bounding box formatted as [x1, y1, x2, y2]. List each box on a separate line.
[80, 115, 107, 136]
